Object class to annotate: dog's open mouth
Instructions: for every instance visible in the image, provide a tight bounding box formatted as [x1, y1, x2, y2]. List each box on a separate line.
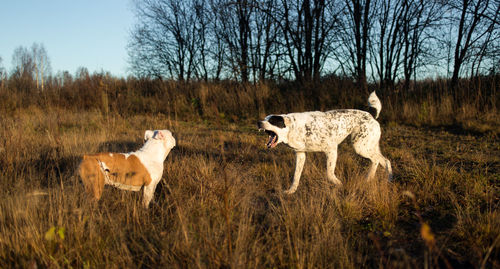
[265, 130, 278, 148]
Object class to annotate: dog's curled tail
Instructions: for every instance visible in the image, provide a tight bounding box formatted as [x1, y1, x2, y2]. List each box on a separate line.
[368, 91, 382, 119]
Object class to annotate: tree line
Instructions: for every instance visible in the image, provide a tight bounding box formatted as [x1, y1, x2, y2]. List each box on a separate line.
[0, 43, 52, 92]
[0, 0, 497, 94]
[128, 0, 499, 91]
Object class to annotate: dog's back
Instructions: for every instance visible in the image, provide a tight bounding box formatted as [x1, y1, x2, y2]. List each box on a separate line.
[283, 109, 377, 151]
[78, 153, 153, 199]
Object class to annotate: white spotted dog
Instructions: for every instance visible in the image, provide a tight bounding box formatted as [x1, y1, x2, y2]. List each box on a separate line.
[258, 91, 392, 194]
[78, 130, 176, 207]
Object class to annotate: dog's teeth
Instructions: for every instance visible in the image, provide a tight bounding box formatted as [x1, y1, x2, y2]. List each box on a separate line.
[266, 136, 271, 148]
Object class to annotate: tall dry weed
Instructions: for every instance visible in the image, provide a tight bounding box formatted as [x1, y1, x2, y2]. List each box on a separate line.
[0, 76, 498, 267]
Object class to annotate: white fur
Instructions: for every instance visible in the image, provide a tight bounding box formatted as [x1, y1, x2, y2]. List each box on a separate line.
[79, 129, 176, 208]
[134, 129, 176, 206]
[258, 91, 392, 194]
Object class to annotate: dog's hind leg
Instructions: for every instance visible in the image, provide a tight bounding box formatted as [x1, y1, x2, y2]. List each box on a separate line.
[326, 149, 342, 185]
[354, 143, 381, 181]
[381, 156, 393, 181]
[368, 152, 392, 181]
[365, 157, 379, 181]
[352, 128, 387, 181]
[284, 152, 306, 194]
[142, 180, 159, 208]
[354, 141, 392, 181]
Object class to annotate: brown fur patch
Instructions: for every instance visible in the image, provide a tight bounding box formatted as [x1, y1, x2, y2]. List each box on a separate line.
[78, 153, 152, 200]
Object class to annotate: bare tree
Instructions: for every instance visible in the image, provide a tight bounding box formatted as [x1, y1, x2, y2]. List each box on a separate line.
[11, 46, 36, 92]
[212, 0, 253, 82]
[0, 56, 6, 89]
[249, 0, 281, 81]
[129, 0, 204, 80]
[130, 0, 262, 81]
[209, 0, 286, 82]
[31, 43, 52, 91]
[211, 0, 283, 82]
[469, 0, 500, 77]
[126, 0, 499, 86]
[448, 0, 500, 90]
[334, 0, 374, 91]
[192, 0, 210, 81]
[369, 0, 404, 89]
[10, 47, 32, 91]
[369, 0, 444, 91]
[11, 46, 34, 79]
[400, 0, 444, 92]
[201, 0, 226, 81]
[10, 43, 51, 91]
[273, 0, 339, 83]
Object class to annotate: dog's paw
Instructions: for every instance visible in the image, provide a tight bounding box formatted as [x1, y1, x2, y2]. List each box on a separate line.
[283, 188, 297, 195]
[328, 176, 343, 185]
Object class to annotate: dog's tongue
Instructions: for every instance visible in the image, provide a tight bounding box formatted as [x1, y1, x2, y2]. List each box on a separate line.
[266, 134, 277, 148]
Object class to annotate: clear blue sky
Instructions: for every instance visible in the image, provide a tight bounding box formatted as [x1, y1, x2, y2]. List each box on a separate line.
[0, 1, 134, 77]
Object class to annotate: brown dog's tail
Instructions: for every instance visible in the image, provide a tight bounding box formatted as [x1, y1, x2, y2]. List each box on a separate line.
[78, 155, 105, 200]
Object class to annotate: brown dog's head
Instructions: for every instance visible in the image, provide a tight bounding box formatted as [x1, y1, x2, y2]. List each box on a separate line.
[143, 129, 176, 159]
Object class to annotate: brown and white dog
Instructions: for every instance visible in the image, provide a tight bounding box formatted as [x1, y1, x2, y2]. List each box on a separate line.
[78, 129, 176, 208]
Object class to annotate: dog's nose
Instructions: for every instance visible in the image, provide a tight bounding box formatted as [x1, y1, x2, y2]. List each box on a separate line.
[257, 121, 263, 129]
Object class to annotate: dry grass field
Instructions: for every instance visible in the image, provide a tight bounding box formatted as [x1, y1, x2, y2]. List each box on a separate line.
[0, 105, 498, 268]
[0, 76, 499, 268]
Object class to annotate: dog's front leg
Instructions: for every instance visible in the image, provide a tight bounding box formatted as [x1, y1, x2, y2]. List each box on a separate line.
[326, 150, 342, 185]
[284, 152, 306, 194]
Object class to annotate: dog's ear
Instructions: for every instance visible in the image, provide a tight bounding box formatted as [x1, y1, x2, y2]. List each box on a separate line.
[144, 130, 155, 141]
[268, 115, 286, 128]
[155, 130, 166, 140]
